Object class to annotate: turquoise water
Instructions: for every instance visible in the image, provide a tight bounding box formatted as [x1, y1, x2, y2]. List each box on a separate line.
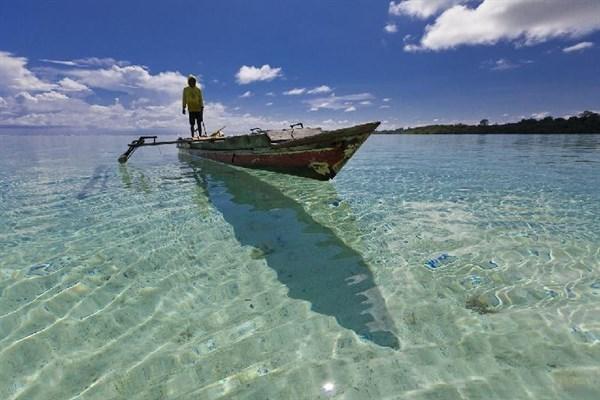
[1, 133, 600, 399]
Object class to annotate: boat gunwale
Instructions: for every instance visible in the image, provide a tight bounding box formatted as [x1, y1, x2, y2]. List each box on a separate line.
[178, 121, 380, 150]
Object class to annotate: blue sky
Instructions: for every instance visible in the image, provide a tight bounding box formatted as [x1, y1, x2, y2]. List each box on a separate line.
[0, 0, 599, 132]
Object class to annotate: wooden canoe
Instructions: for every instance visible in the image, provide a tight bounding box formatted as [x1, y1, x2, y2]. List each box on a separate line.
[176, 121, 380, 180]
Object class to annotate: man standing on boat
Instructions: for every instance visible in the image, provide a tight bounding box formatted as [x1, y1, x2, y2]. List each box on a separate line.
[182, 75, 204, 137]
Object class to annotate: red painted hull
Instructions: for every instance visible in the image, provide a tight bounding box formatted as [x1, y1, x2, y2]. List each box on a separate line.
[177, 122, 379, 180]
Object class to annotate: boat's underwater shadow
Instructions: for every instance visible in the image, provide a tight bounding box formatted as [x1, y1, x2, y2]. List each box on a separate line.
[182, 157, 400, 350]
[77, 165, 111, 199]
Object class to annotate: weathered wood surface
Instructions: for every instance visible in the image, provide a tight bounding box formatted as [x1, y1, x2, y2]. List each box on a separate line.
[266, 128, 322, 141]
[181, 134, 271, 151]
[178, 122, 380, 180]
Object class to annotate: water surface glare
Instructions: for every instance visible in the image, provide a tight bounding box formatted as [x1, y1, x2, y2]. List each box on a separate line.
[1, 133, 600, 399]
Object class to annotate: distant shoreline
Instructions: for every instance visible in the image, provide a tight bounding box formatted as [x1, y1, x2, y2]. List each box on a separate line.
[377, 111, 600, 135]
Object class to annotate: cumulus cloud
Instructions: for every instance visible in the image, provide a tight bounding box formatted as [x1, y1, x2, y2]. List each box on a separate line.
[57, 77, 91, 93]
[2, 96, 289, 133]
[384, 23, 398, 33]
[401, 0, 600, 51]
[563, 41, 594, 53]
[0, 51, 293, 133]
[283, 88, 306, 95]
[389, 0, 465, 19]
[235, 64, 282, 84]
[65, 65, 184, 99]
[0, 51, 57, 93]
[305, 93, 374, 111]
[307, 85, 332, 94]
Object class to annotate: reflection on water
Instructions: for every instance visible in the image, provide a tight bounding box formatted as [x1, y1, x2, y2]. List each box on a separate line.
[118, 164, 152, 193]
[183, 157, 400, 349]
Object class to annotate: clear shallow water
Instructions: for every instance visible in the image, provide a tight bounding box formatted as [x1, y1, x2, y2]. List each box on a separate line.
[1, 133, 600, 399]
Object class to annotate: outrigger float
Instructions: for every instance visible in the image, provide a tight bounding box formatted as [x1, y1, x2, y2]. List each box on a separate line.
[118, 122, 380, 180]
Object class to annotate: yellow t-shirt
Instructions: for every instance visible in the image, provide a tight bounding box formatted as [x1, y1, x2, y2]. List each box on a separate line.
[182, 86, 204, 111]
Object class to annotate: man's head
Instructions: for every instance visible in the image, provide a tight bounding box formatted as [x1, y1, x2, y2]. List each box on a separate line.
[187, 75, 197, 87]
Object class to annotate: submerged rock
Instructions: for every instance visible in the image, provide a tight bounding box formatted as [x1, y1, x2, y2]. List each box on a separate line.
[466, 295, 497, 315]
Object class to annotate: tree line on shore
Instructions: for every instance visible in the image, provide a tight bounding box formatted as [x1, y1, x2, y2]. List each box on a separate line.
[378, 111, 600, 134]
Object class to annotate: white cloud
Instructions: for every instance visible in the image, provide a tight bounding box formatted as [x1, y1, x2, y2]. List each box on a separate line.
[266, 91, 276, 96]
[202, 104, 293, 133]
[307, 85, 332, 94]
[65, 65, 185, 100]
[14, 90, 79, 113]
[57, 77, 91, 93]
[314, 119, 361, 130]
[1, 95, 290, 133]
[482, 58, 533, 71]
[239, 90, 253, 98]
[41, 57, 127, 68]
[563, 41, 594, 53]
[383, 98, 391, 102]
[306, 93, 374, 111]
[403, 0, 600, 51]
[359, 101, 372, 105]
[266, 102, 273, 106]
[2, 92, 294, 132]
[531, 111, 550, 120]
[380, 105, 391, 109]
[283, 88, 306, 96]
[235, 64, 282, 84]
[0, 51, 56, 93]
[490, 58, 517, 71]
[344, 106, 357, 112]
[0, 51, 294, 133]
[384, 23, 398, 34]
[389, 0, 464, 19]
[40, 59, 78, 67]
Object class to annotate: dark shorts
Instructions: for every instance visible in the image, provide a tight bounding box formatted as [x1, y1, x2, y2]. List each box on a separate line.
[188, 109, 203, 126]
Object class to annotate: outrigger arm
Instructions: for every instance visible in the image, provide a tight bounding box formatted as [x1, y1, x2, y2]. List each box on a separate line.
[118, 136, 181, 163]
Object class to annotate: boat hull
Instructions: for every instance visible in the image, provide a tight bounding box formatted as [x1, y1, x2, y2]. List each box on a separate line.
[177, 122, 379, 180]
